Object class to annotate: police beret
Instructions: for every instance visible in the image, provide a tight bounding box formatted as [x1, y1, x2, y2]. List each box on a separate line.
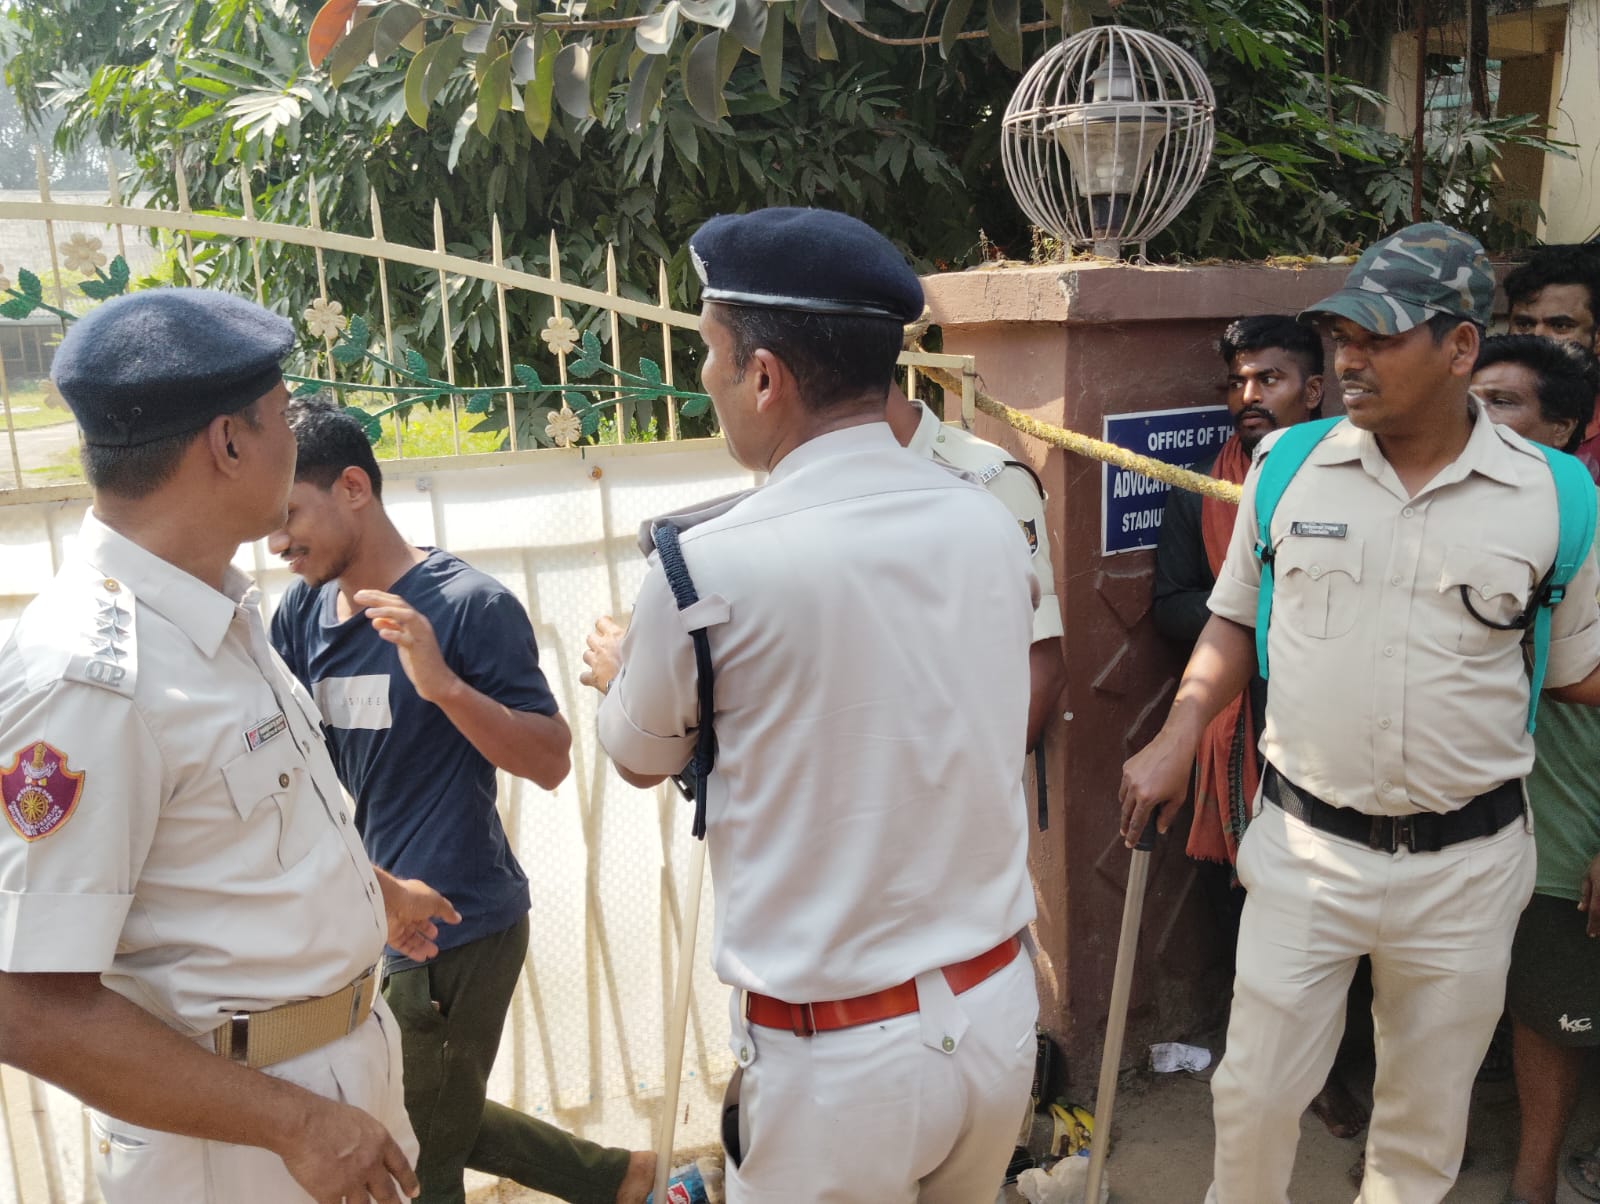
[689, 208, 924, 324]
[52, 289, 295, 447]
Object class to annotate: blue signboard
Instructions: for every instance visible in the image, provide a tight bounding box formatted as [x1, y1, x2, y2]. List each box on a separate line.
[1102, 405, 1234, 555]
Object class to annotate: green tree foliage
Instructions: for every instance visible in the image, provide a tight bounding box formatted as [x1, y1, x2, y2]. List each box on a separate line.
[1, 0, 1041, 442]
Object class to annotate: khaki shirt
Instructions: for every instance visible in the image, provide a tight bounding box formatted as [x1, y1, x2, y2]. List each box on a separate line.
[907, 401, 1064, 642]
[1209, 406, 1600, 816]
[598, 423, 1039, 1001]
[0, 514, 386, 1033]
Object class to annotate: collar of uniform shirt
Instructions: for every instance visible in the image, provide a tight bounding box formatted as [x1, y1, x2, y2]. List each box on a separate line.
[766, 421, 900, 484]
[1311, 401, 1523, 491]
[903, 400, 943, 459]
[78, 511, 246, 658]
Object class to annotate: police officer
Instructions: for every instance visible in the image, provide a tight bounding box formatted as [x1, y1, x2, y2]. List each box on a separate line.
[582, 208, 1041, 1202]
[0, 289, 458, 1204]
[884, 386, 1065, 745]
[1119, 224, 1600, 1204]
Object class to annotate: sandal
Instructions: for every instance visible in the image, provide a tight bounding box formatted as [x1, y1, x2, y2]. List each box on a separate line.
[1567, 1140, 1600, 1202]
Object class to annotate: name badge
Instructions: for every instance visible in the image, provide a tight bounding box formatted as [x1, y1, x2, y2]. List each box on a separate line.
[244, 711, 289, 752]
[1290, 521, 1348, 539]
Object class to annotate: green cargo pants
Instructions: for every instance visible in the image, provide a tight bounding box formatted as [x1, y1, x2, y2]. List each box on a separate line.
[383, 916, 632, 1204]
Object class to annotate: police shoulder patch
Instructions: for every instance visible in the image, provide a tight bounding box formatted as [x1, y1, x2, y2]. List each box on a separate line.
[2, 741, 86, 841]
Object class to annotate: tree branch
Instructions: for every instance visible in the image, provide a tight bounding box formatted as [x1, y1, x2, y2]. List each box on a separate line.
[408, 2, 1049, 44]
[843, 15, 1055, 46]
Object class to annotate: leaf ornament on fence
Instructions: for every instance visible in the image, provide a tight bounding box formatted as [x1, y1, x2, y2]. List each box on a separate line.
[286, 317, 712, 449]
[0, 254, 132, 320]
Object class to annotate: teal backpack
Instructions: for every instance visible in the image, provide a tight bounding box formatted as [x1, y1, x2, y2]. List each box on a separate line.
[1251, 415, 1597, 733]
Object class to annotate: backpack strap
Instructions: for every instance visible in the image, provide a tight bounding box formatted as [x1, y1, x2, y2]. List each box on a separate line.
[1524, 447, 1598, 732]
[650, 521, 717, 839]
[1251, 417, 1344, 679]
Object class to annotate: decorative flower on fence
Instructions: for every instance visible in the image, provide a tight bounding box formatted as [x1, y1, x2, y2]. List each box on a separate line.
[0, 266, 10, 294]
[41, 380, 65, 410]
[304, 297, 348, 341]
[59, 234, 107, 275]
[546, 406, 583, 447]
[540, 315, 579, 357]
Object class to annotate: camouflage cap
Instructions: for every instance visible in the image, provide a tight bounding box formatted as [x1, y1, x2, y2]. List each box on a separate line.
[1300, 222, 1494, 335]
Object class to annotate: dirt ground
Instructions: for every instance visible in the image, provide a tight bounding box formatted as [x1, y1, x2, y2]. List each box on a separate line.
[476, 1051, 1600, 1203]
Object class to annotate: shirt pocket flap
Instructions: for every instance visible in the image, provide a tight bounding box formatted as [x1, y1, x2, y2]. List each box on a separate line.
[221, 748, 296, 821]
[1274, 535, 1364, 583]
[1439, 545, 1532, 607]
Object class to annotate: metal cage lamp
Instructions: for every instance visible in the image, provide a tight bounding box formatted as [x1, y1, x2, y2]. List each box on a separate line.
[1002, 26, 1216, 260]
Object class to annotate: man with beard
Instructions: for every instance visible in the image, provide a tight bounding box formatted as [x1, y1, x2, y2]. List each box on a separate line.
[267, 398, 666, 1204]
[1122, 222, 1600, 1204]
[1153, 315, 1325, 864]
[1149, 316, 1366, 1140]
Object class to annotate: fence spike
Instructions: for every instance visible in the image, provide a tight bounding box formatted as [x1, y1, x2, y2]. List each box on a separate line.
[239, 167, 265, 305]
[492, 215, 518, 452]
[371, 188, 402, 458]
[605, 243, 625, 440]
[658, 259, 679, 442]
[433, 200, 461, 456]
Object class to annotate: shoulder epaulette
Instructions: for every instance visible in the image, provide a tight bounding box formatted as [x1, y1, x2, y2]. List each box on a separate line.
[17, 570, 140, 698]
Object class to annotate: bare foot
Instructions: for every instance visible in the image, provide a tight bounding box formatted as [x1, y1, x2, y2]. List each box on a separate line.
[1309, 1075, 1369, 1139]
[615, 1150, 657, 1204]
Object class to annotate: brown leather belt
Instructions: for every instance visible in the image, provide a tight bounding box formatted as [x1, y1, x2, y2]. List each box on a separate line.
[746, 935, 1022, 1037]
[210, 965, 379, 1069]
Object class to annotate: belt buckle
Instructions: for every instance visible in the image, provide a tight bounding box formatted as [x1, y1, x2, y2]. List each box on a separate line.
[226, 1010, 251, 1064]
[1368, 815, 1399, 854]
[787, 1002, 817, 1038]
[349, 965, 377, 1032]
[1392, 816, 1414, 853]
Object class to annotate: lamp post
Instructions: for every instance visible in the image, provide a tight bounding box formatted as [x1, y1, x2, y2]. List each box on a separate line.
[1002, 26, 1215, 260]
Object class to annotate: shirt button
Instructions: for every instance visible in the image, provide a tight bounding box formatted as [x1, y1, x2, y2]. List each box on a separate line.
[739, 1045, 750, 1061]
[102, 578, 121, 593]
[1402, 507, 1415, 518]
[1379, 717, 1391, 729]
[942, 1035, 956, 1052]
[340, 813, 349, 825]
[1309, 565, 1322, 578]
[1381, 781, 1394, 792]
[278, 772, 290, 788]
[1390, 575, 1402, 586]
[1383, 645, 1395, 657]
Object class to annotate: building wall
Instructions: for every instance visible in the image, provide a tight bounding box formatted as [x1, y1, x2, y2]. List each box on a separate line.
[1384, 0, 1600, 244]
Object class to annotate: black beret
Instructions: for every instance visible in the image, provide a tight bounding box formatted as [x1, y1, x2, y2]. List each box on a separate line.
[689, 208, 924, 324]
[52, 289, 295, 447]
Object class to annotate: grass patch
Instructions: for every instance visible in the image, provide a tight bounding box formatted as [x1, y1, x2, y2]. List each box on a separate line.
[2, 381, 75, 432]
[357, 399, 503, 460]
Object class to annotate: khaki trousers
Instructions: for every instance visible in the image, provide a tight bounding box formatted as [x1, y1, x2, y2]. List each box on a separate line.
[91, 996, 417, 1203]
[1207, 799, 1534, 1204]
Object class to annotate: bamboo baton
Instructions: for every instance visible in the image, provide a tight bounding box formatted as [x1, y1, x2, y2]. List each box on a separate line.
[1083, 818, 1157, 1203]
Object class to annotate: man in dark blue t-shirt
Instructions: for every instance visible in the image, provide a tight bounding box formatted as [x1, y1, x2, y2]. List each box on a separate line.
[268, 399, 658, 1204]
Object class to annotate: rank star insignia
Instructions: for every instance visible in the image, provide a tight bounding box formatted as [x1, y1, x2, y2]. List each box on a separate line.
[2, 741, 86, 842]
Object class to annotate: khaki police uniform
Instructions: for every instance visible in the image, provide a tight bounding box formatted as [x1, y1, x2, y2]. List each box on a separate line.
[1203, 409, 1600, 1204]
[0, 513, 417, 1202]
[906, 400, 1063, 643]
[598, 424, 1040, 1202]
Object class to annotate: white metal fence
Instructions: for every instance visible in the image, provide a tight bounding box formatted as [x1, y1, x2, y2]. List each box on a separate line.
[0, 158, 977, 1202]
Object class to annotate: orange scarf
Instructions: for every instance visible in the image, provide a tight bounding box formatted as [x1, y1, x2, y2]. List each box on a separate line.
[1188, 434, 1257, 866]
